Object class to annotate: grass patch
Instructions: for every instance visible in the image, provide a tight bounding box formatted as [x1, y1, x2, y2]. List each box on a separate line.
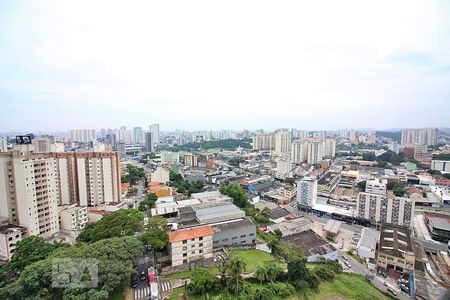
[109, 288, 123, 300]
[165, 267, 218, 280]
[230, 249, 285, 272]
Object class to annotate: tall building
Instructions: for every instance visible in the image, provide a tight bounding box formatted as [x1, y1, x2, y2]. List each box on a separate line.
[0, 145, 60, 237]
[307, 139, 335, 164]
[273, 130, 291, 156]
[117, 142, 126, 160]
[252, 133, 274, 150]
[184, 153, 198, 167]
[31, 137, 52, 153]
[296, 177, 317, 207]
[53, 151, 121, 206]
[401, 128, 438, 146]
[149, 124, 160, 147]
[357, 192, 414, 227]
[0, 138, 7, 152]
[159, 151, 180, 164]
[145, 132, 154, 152]
[68, 129, 96, 143]
[291, 140, 308, 164]
[133, 127, 144, 145]
[275, 156, 292, 180]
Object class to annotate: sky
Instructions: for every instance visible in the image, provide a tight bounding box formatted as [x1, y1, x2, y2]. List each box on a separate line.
[0, 0, 449, 132]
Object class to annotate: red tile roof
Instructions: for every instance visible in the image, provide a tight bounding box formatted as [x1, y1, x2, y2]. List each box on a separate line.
[168, 225, 214, 243]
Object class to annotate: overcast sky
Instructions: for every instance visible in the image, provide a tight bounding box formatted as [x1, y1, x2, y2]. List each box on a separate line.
[0, 0, 449, 132]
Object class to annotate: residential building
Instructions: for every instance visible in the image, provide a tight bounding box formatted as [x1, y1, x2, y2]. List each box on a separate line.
[149, 124, 160, 146]
[291, 140, 308, 164]
[357, 192, 414, 227]
[0, 138, 7, 152]
[133, 127, 144, 145]
[273, 130, 291, 156]
[59, 205, 88, 236]
[377, 225, 415, 274]
[0, 145, 60, 237]
[53, 151, 121, 206]
[0, 218, 27, 261]
[401, 128, 438, 146]
[252, 133, 274, 151]
[275, 156, 292, 180]
[145, 132, 154, 152]
[168, 225, 214, 267]
[68, 129, 96, 143]
[296, 177, 317, 207]
[184, 153, 198, 167]
[431, 160, 450, 173]
[365, 178, 387, 195]
[31, 137, 52, 153]
[159, 151, 179, 164]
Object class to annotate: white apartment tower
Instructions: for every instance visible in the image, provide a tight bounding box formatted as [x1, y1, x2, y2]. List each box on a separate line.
[133, 127, 144, 145]
[252, 133, 274, 150]
[357, 192, 414, 227]
[401, 128, 438, 146]
[0, 145, 60, 237]
[149, 124, 160, 146]
[291, 140, 308, 164]
[273, 130, 292, 156]
[69, 129, 96, 143]
[296, 177, 318, 207]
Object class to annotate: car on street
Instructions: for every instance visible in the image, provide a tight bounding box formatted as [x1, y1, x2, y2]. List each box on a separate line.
[387, 288, 397, 296]
[342, 255, 348, 260]
[140, 271, 146, 281]
[344, 261, 351, 268]
[130, 273, 138, 288]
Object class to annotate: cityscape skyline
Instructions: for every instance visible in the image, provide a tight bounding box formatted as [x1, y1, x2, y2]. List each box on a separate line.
[1, 1, 450, 131]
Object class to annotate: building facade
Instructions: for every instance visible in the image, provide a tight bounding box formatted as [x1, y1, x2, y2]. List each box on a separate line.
[401, 128, 438, 146]
[296, 177, 318, 207]
[357, 192, 414, 227]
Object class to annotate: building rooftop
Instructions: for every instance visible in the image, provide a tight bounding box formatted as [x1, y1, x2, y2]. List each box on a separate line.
[194, 202, 245, 224]
[269, 206, 291, 220]
[168, 225, 214, 243]
[358, 227, 380, 250]
[267, 217, 312, 235]
[379, 225, 413, 258]
[427, 215, 450, 231]
[212, 218, 254, 233]
[323, 219, 342, 234]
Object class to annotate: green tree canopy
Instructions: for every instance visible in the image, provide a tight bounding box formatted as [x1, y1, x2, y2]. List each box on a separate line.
[219, 184, 251, 208]
[140, 216, 168, 250]
[77, 209, 143, 243]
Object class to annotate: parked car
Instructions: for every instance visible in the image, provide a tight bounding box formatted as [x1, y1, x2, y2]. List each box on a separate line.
[130, 273, 138, 288]
[345, 261, 351, 268]
[342, 255, 348, 261]
[140, 271, 146, 281]
[387, 288, 397, 296]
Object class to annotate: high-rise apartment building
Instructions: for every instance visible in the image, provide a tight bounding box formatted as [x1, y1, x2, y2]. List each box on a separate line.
[357, 192, 414, 227]
[273, 130, 291, 156]
[53, 151, 121, 206]
[307, 139, 336, 164]
[252, 133, 274, 150]
[149, 124, 160, 147]
[401, 128, 438, 146]
[145, 132, 154, 152]
[133, 127, 144, 145]
[68, 129, 96, 143]
[296, 177, 317, 207]
[0, 138, 7, 152]
[184, 153, 198, 167]
[0, 145, 60, 237]
[291, 140, 308, 164]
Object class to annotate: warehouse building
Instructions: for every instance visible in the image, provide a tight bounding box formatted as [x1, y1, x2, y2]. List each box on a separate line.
[212, 218, 256, 249]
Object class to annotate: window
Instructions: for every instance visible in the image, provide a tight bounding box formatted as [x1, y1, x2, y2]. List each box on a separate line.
[199, 243, 203, 247]
[183, 259, 188, 264]
[199, 250, 203, 254]
[182, 246, 187, 251]
[191, 245, 195, 248]
[249, 233, 255, 236]
[232, 236, 237, 240]
[183, 253, 187, 257]
[191, 251, 195, 254]
[222, 238, 228, 242]
[191, 238, 195, 241]
[199, 237, 203, 241]
[213, 240, 219, 244]
[182, 240, 187, 244]
[240, 235, 246, 238]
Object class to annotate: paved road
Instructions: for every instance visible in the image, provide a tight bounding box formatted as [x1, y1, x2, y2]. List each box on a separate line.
[134, 252, 157, 300]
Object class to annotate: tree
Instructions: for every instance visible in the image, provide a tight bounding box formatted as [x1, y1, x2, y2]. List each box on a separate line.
[287, 257, 318, 289]
[357, 180, 367, 191]
[228, 158, 245, 167]
[140, 216, 168, 250]
[227, 257, 246, 296]
[0, 236, 66, 287]
[265, 262, 284, 282]
[190, 267, 216, 296]
[362, 152, 376, 161]
[219, 184, 251, 208]
[2, 237, 144, 300]
[138, 193, 157, 212]
[254, 266, 269, 286]
[443, 173, 450, 179]
[124, 164, 146, 184]
[285, 177, 295, 185]
[77, 209, 143, 243]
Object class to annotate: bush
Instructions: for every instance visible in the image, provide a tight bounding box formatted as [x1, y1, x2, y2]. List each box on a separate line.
[267, 282, 295, 297]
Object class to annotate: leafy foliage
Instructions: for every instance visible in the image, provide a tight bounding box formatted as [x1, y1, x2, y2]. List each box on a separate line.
[77, 209, 143, 243]
[169, 170, 204, 196]
[138, 193, 157, 212]
[228, 158, 245, 167]
[171, 139, 252, 151]
[219, 184, 251, 208]
[1, 236, 144, 300]
[140, 216, 168, 250]
[189, 267, 217, 295]
[357, 180, 366, 191]
[122, 164, 145, 184]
